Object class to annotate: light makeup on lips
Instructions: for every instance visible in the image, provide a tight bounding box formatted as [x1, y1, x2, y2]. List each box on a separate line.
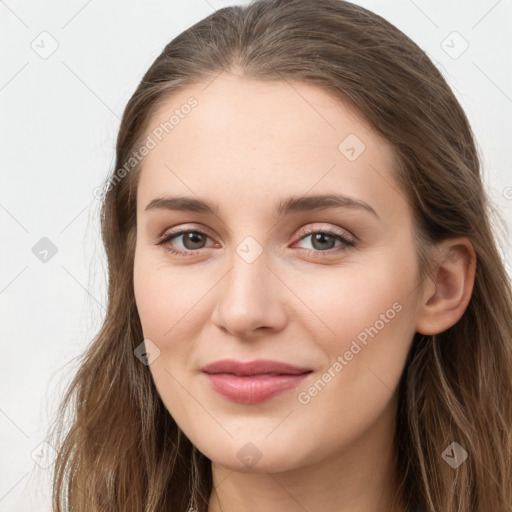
[201, 358, 314, 404]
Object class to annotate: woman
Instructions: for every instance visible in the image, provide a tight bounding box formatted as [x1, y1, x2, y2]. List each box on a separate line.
[50, 0, 512, 511]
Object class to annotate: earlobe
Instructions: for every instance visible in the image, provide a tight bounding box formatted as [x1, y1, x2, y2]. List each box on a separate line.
[415, 238, 476, 335]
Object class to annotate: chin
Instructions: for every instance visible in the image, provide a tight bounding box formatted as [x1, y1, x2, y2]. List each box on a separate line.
[194, 435, 311, 474]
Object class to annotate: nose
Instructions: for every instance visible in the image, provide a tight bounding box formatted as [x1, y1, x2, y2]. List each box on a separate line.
[211, 247, 288, 339]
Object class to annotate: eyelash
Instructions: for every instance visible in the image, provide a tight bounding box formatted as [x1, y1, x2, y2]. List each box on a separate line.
[156, 226, 355, 258]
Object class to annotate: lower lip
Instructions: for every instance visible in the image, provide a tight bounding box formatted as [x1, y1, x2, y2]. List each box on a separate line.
[203, 372, 311, 404]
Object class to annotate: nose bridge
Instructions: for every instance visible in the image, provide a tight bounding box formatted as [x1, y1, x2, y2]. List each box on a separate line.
[212, 234, 287, 336]
[224, 237, 273, 307]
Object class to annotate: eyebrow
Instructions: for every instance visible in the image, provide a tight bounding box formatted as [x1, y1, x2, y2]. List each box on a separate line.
[144, 193, 380, 219]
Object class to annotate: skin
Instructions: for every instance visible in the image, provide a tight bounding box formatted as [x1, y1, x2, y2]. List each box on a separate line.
[133, 72, 476, 512]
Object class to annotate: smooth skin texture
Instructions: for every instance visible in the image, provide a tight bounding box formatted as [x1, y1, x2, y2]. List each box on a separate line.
[133, 73, 476, 512]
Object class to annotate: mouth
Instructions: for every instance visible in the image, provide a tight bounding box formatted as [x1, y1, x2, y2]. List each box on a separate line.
[201, 359, 313, 404]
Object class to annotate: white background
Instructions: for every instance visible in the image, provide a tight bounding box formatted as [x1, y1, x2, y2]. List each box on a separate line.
[1, 0, 511, 509]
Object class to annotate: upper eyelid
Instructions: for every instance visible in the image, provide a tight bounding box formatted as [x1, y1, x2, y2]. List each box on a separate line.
[158, 224, 216, 244]
[160, 222, 351, 237]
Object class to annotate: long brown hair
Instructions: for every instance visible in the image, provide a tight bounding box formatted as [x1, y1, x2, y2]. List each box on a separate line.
[50, 0, 512, 510]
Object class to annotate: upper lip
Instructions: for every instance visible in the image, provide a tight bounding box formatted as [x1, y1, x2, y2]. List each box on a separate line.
[201, 358, 312, 376]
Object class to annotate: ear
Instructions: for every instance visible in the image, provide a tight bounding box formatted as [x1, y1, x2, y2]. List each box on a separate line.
[415, 237, 476, 335]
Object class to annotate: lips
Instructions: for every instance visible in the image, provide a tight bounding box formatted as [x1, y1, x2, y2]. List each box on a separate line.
[201, 359, 313, 404]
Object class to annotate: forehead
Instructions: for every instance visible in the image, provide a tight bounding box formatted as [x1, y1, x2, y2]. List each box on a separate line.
[136, 73, 403, 219]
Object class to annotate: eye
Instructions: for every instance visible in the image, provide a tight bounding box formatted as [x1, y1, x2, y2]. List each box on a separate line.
[293, 228, 355, 256]
[156, 228, 216, 256]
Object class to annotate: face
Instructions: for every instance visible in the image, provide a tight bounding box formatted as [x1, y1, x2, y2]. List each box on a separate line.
[133, 73, 423, 473]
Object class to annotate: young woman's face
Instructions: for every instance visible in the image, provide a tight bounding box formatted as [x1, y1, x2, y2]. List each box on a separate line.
[133, 74, 424, 473]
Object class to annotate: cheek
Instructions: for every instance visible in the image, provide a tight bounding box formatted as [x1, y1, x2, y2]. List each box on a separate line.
[134, 259, 170, 341]
[296, 253, 416, 346]
[300, 248, 418, 390]
[133, 250, 214, 356]
[133, 252, 209, 430]
[289, 262, 416, 451]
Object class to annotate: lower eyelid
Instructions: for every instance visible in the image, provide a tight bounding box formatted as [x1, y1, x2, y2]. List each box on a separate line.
[294, 235, 354, 255]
